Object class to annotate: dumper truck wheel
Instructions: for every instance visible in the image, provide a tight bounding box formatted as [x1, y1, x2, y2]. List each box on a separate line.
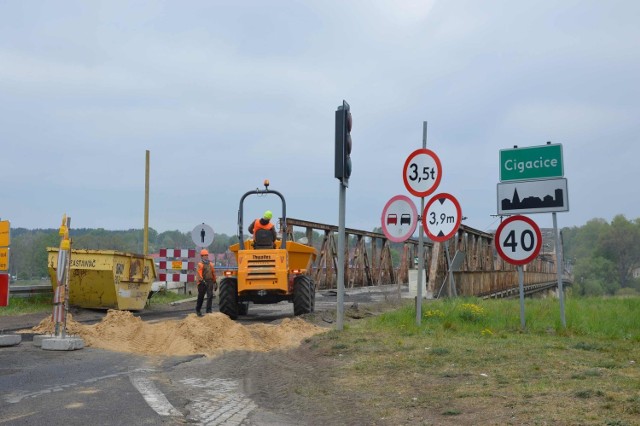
[293, 275, 315, 316]
[219, 277, 239, 319]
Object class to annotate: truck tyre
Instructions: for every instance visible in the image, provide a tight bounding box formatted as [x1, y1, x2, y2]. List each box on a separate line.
[293, 275, 314, 316]
[219, 277, 239, 319]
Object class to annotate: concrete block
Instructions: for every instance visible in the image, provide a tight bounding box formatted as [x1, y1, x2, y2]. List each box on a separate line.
[41, 336, 85, 351]
[0, 334, 21, 347]
[408, 269, 426, 297]
[32, 334, 55, 347]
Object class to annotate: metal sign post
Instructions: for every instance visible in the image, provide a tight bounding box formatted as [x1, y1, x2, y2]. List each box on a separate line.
[517, 265, 525, 330]
[403, 122, 443, 325]
[494, 215, 542, 331]
[416, 122, 428, 325]
[553, 212, 567, 327]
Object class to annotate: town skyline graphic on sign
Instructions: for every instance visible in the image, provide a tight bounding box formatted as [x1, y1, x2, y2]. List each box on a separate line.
[501, 188, 565, 211]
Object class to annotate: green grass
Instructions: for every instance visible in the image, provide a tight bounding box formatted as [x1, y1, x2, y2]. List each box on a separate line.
[373, 297, 640, 340]
[0, 289, 193, 316]
[306, 296, 640, 425]
[147, 289, 193, 305]
[0, 294, 53, 315]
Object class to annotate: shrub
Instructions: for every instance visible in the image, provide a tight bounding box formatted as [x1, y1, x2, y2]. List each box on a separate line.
[458, 303, 486, 322]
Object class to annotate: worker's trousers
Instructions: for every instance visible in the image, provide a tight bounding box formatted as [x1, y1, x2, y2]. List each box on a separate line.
[196, 280, 215, 314]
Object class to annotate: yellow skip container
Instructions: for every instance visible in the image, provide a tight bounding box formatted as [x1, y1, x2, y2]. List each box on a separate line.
[47, 248, 157, 310]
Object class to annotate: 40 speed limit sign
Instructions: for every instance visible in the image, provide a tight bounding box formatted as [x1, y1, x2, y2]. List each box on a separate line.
[494, 215, 542, 265]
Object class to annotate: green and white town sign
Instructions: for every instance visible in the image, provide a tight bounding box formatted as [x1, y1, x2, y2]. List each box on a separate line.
[499, 143, 563, 182]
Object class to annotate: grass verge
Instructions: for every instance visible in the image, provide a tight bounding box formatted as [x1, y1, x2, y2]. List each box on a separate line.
[304, 297, 640, 425]
[0, 289, 193, 316]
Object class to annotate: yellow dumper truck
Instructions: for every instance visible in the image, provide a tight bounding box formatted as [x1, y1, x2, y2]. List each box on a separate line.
[219, 181, 317, 319]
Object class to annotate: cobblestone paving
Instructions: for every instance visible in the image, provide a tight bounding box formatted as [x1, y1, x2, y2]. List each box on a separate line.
[181, 378, 257, 426]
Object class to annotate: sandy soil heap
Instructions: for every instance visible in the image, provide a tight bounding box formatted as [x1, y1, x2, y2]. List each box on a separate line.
[32, 310, 329, 357]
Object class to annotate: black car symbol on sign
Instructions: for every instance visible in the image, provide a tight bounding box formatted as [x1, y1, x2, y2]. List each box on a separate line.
[400, 214, 411, 225]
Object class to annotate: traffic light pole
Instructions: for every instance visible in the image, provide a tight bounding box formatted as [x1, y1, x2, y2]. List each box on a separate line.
[337, 180, 346, 330]
[334, 100, 351, 331]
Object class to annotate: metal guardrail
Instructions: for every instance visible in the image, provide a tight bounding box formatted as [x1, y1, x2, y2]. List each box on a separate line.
[9, 284, 53, 298]
[480, 279, 572, 299]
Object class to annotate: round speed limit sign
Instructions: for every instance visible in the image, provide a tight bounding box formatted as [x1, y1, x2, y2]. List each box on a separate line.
[494, 215, 542, 265]
[402, 148, 442, 197]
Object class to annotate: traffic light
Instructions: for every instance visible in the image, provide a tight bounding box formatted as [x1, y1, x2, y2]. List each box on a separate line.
[334, 100, 352, 185]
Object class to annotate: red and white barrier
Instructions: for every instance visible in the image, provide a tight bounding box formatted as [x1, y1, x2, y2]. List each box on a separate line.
[157, 248, 196, 283]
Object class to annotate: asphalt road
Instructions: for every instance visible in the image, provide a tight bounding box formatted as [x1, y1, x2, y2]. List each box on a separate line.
[0, 285, 408, 425]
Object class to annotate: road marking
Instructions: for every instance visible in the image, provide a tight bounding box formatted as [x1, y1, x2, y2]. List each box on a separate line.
[4, 368, 154, 404]
[129, 374, 182, 417]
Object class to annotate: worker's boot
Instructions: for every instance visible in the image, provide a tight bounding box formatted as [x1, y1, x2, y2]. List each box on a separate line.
[196, 311, 203, 317]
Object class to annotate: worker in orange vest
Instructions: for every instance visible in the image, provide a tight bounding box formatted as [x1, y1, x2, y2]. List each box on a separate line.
[196, 249, 217, 317]
[248, 210, 278, 249]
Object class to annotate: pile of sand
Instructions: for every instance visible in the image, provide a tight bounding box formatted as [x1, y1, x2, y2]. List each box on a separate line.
[32, 310, 329, 357]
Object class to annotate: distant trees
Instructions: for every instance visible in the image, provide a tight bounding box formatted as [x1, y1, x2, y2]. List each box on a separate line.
[563, 215, 640, 296]
[10, 216, 639, 296]
[10, 229, 59, 279]
[7, 228, 239, 280]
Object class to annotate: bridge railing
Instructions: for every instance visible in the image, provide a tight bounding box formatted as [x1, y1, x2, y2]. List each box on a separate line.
[282, 218, 561, 298]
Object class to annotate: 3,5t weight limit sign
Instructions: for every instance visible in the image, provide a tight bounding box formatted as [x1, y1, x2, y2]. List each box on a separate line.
[495, 215, 542, 265]
[403, 148, 442, 197]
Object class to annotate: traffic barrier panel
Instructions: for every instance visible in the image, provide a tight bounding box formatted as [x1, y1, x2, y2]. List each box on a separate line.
[0, 274, 8, 307]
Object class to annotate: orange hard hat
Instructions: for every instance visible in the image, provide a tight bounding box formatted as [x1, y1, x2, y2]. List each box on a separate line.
[200, 249, 209, 256]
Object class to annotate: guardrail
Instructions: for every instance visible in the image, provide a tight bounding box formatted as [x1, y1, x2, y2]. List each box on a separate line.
[9, 284, 53, 298]
[480, 279, 572, 299]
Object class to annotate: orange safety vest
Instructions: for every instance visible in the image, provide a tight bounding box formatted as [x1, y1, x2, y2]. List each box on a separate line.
[252, 219, 274, 237]
[197, 260, 216, 282]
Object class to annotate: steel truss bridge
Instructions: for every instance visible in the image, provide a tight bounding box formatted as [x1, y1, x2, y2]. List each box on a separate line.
[282, 218, 571, 299]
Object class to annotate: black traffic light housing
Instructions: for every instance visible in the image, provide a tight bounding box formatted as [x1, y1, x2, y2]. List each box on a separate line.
[334, 100, 352, 185]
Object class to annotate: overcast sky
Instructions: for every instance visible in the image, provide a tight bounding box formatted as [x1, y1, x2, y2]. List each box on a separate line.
[1, 1, 638, 237]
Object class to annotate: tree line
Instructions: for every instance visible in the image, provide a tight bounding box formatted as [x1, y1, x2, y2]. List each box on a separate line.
[7, 227, 331, 280]
[7, 227, 243, 280]
[562, 215, 640, 296]
[7, 216, 640, 297]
